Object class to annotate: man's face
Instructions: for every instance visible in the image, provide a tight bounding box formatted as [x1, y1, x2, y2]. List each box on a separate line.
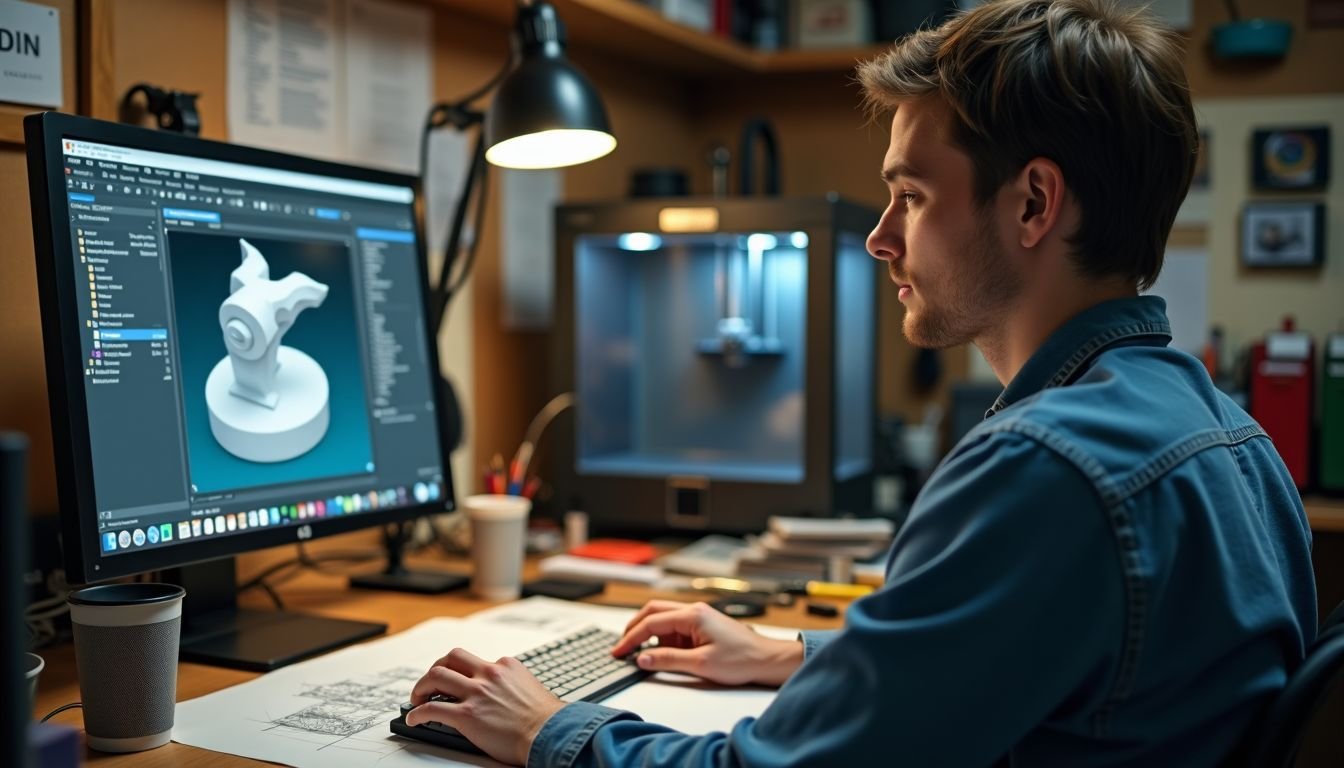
[866, 98, 1021, 349]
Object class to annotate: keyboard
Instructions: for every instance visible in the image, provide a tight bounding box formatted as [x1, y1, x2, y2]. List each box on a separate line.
[390, 626, 649, 754]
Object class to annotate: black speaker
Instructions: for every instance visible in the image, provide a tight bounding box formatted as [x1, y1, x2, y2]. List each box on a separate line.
[1, 433, 29, 766]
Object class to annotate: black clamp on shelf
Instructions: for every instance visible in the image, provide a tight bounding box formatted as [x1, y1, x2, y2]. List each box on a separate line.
[119, 83, 201, 135]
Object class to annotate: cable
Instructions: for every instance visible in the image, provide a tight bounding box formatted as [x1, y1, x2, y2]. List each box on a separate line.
[257, 580, 285, 611]
[418, 51, 516, 332]
[507, 392, 577, 487]
[40, 702, 82, 723]
[441, 133, 490, 306]
[25, 570, 72, 649]
[432, 124, 487, 331]
[235, 545, 383, 596]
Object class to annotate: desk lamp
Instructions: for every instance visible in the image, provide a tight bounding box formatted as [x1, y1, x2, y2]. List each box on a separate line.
[424, 0, 615, 330]
[354, 0, 615, 593]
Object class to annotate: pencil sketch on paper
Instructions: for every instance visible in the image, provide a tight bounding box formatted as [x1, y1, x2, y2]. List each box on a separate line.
[267, 666, 421, 739]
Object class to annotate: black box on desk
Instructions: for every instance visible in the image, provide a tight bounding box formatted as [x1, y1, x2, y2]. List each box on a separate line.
[550, 196, 879, 535]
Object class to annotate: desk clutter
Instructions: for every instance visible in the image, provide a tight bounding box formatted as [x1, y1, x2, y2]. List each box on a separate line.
[536, 516, 895, 597]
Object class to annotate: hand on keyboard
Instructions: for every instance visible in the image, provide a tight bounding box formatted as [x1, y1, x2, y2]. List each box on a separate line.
[405, 647, 566, 766]
[612, 600, 805, 687]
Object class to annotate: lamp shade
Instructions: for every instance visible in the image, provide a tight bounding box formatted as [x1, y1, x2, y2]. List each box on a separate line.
[485, 2, 616, 170]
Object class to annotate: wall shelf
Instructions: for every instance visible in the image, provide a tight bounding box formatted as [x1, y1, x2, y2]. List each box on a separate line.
[437, 0, 885, 76]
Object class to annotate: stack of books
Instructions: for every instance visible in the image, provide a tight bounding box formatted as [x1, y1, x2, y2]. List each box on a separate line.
[736, 516, 895, 584]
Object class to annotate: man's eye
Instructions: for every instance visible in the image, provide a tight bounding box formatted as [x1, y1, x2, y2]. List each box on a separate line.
[900, 192, 918, 205]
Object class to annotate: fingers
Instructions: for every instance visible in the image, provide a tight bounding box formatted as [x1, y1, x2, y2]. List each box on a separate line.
[633, 645, 707, 677]
[410, 648, 489, 705]
[404, 699, 457, 728]
[410, 664, 475, 706]
[621, 600, 692, 636]
[612, 605, 705, 657]
[423, 646, 489, 678]
[440, 647, 489, 676]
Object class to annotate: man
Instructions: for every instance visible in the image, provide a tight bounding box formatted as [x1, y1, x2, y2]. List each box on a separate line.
[406, 0, 1317, 764]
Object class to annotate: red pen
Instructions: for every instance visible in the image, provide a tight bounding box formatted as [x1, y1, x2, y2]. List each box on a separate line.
[521, 476, 541, 499]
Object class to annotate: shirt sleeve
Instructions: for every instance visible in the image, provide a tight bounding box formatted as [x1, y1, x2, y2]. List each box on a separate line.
[797, 630, 837, 660]
[529, 431, 1125, 768]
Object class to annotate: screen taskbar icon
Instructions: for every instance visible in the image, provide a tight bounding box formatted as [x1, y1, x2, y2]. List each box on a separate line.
[100, 485, 418, 554]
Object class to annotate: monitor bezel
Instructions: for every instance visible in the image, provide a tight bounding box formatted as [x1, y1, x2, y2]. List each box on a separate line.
[24, 111, 456, 585]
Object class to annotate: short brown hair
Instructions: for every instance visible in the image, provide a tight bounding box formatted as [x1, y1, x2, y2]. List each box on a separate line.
[858, 0, 1196, 290]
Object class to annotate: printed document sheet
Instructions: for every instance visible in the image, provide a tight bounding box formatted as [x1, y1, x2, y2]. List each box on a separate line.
[173, 598, 788, 767]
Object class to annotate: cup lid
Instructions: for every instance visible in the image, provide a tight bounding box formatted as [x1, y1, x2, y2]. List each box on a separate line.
[67, 583, 185, 607]
[464, 494, 531, 520]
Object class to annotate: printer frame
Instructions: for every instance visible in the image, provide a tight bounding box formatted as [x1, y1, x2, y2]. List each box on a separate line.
[550, 196, 879, 535]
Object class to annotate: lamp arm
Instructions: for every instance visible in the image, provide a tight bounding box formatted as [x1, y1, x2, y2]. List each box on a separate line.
[419, 48, 518, 334]
[433, 127, 488, 331]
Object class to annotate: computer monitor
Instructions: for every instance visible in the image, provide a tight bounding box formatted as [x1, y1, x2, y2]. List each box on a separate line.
[24, 112, 456, 670]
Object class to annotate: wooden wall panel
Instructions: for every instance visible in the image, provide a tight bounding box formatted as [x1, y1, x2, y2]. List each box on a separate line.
[96, 0, 228, 131]
[1184, 0, 1344, 98]
[0, 0, 78, 514]
[0, 151, 60, 514]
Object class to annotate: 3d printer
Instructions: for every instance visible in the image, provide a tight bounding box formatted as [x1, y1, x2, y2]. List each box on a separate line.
[550, 196, 879, 534]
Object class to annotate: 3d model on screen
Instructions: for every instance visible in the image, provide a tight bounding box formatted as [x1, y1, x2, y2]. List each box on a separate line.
[206, 239, 331, 463]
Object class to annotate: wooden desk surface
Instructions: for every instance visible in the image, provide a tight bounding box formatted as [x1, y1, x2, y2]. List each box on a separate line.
[32, 542, 844, 766]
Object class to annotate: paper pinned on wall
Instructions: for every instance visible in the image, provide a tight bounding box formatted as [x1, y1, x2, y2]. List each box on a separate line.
[501, 168, 563, 329]
[227, 0, 345, 161]
[344, 0, 432, 174]
[1146, 247, 1209, 355]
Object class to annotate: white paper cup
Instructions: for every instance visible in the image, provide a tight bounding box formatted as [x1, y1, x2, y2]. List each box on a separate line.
[465, 494, 531, 601]
[25, 652, 44, 717]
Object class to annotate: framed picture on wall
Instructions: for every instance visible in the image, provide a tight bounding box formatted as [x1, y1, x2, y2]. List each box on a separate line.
[1252, 126, 1331, 190]
[1241, 201, 1325, 268]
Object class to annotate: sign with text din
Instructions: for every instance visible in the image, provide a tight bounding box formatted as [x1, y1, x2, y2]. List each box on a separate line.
[0, 0, 62, 108]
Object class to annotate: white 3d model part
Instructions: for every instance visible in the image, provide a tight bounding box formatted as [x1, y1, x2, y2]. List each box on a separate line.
[206, 239, 331, 462]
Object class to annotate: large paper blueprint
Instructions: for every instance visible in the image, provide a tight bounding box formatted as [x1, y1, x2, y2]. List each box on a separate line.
[172, 598, 787, 767]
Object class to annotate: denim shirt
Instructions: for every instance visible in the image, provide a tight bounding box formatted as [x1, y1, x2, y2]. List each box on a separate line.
[530, 296, 1317, 767]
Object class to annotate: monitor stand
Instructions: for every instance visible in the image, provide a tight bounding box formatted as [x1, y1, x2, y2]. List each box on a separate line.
[166, 558, 386, 672]
[348, 521, 469, 594]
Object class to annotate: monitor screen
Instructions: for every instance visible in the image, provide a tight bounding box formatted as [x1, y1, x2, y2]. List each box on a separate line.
[26, 114, 454, 583]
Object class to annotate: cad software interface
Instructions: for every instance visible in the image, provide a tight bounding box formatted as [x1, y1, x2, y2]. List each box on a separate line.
[59, 137, 445, 561]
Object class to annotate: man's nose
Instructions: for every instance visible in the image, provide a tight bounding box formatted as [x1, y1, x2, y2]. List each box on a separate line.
[867, 209, 901, 262]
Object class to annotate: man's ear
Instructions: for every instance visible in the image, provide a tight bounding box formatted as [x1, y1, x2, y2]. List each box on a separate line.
[1013, 157, 1066, 250]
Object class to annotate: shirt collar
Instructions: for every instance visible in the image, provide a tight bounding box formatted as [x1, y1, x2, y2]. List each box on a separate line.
[986, 295, 1173, 418]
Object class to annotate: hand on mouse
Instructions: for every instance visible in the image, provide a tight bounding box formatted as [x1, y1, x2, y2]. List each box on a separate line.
[406, 647, 567, 766]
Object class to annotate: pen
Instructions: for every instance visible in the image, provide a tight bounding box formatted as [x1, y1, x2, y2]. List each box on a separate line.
[521, 476, 541, 499]
[804, 581, 873, 599]
[510, 442, 534, 486]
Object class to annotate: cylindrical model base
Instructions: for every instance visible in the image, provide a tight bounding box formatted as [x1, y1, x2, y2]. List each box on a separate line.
[206, 346, 329, 462]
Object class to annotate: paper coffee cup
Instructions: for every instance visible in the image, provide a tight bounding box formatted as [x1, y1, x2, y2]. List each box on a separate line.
[465, 494, 531, 601]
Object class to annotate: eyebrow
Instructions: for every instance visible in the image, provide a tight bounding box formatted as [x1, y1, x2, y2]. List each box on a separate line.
[881, 162, 925, 183]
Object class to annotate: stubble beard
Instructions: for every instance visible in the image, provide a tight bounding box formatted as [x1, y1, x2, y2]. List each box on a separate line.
[901, 216, 1021, 349]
